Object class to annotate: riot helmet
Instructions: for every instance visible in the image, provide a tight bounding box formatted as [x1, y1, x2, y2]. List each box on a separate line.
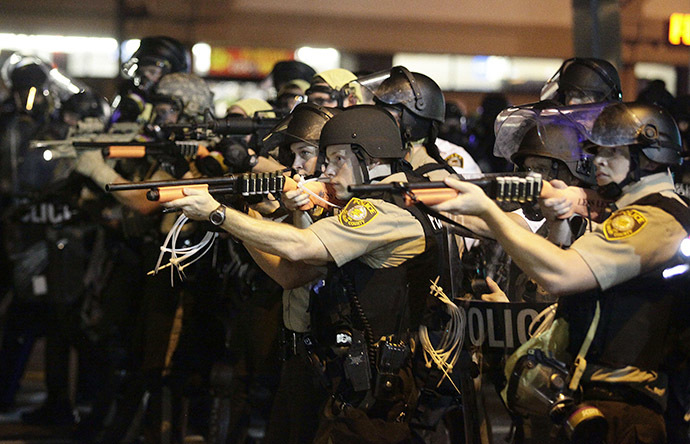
[369, 66, 446, 163]
[541, 58, 622, 105]
[121, 36, 189, 93]
[284, 103, 340, 146]
[151, 72, 213, 124]
[372, 66, 445, 123]
[587, 101, 682, 166]
[227, 98, 275, 118]
[511, 123, 595, 186]
[1, 54, 54, 118]
[636, 79, 675, 112]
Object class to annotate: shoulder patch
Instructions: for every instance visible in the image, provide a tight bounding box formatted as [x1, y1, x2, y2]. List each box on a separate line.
[444, 153, 464, 168]
[339, 198, 378, 228]
[603, 208, 647, 240]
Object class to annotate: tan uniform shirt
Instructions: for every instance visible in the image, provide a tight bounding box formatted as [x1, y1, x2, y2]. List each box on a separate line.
[568, 172, 687, 399]
[570, 172, 686, 291]
[284, 181, 426, 332]
[308, 197, 426, 269]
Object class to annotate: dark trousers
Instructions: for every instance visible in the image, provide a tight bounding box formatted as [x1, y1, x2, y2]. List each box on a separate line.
[264, 352, 328, 444]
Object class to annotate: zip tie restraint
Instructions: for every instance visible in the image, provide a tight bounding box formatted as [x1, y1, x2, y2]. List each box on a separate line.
[151, 213, 218, 286]
[418, 277, 466, 395]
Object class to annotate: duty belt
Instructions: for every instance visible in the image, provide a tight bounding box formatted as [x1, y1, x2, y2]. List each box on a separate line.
[279, 328, 312, 360]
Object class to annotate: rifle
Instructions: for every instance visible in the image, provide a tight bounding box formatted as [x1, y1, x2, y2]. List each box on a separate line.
[72, 140, 210, 160]
[106, 171, 336, 211]
[29, 120, 142, 159]
[163, 113, 282, 154]
[348, 173, 611, 221]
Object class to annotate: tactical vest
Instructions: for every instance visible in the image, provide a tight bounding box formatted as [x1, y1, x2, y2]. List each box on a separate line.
[557, 193, 690, 407]
[309, 170, 452, 409]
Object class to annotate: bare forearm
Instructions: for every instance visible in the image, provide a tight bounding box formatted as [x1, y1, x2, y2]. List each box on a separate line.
[218, 207, 329, 263]
[447, 211, 531, 239]
[481, 203, 595, 295]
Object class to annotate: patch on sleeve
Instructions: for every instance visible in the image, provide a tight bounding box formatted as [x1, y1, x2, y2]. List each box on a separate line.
[338, 198, 378, 228]
[603, 209, 647, 240]
[444, 153, 464, 168]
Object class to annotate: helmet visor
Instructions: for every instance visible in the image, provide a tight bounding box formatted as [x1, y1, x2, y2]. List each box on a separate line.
[494, 102, 609, 160]
[353, 69, 392, 102]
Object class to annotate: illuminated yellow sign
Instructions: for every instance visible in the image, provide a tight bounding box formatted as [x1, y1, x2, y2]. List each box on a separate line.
[669, 13, 690, 46]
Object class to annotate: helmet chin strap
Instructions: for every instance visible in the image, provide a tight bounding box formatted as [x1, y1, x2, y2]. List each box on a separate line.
[351, 146, 393, 184]
[352, 146, 370, 183]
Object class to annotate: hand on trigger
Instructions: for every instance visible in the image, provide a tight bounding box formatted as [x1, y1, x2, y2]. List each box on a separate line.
[283, 174, 311, 211]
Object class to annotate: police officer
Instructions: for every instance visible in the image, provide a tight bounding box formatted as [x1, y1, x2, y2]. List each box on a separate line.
[112, 36, 189, 124]
[250, 103, 340, 444]
[0, 56, 90, 424]
[504, 123, 597, 302]
[433, 101, 688, 444]
[164, 105, 450, 442]
[75, 72, 219, 443]
[368, 66, 481, 176]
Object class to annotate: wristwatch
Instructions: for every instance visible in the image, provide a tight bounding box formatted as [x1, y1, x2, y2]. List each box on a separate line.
[209, 204, 227, 226]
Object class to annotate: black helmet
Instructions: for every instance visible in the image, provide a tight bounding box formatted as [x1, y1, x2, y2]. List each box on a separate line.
[512, 124, 595, 185]
[587, 102, 682, 166]
[319, 105, 405, 160]
[263, 103, 341, 170]
[1, 54, 54, 118]
[270, 60, 316, 91]
[636, 79, 675, 112]
[61, 90, 110, 122]
[284, 103, 340, 146]
[541, 58, 622, 105]
[373, 66, 445, 123]
[121, 36, 189, 91]
[1, 54, 51, 92]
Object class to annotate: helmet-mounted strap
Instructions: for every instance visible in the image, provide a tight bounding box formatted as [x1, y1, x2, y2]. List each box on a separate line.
[351, 145, 370, 183]
[395, 66, 425, 111]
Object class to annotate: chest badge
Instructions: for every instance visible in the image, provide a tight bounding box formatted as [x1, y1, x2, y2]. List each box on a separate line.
[603, 208, 647, 240]
[445, 153, 464, 168]
[339, 198, 378, 228]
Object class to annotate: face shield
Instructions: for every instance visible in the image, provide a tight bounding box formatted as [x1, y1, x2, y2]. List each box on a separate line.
[121, 57, 169, 93]
[494, 102, 610, 162]
[352, 69, 394, 104]
[363, 66, 424, 109]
